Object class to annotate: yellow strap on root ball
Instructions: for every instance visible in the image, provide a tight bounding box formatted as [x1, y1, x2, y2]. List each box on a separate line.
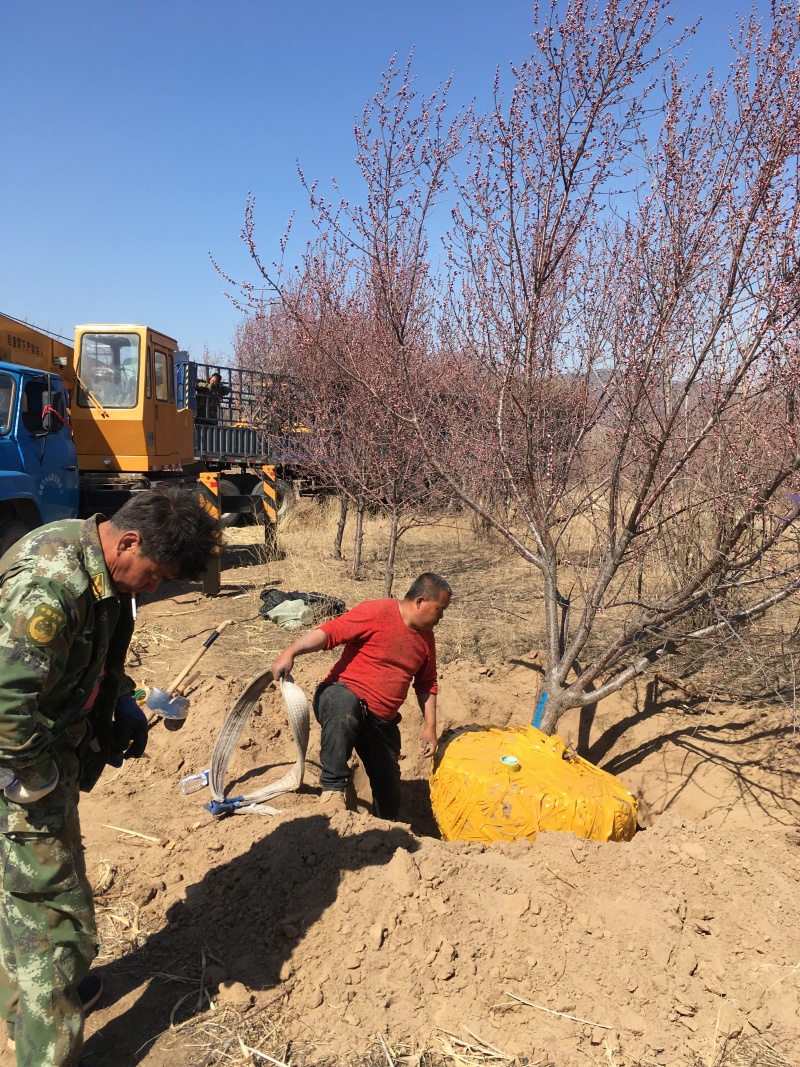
[429, 725, 637, 844]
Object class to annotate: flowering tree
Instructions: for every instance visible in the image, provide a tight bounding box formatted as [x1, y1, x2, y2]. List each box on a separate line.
[431, 0, 800, 731]
[222, 1, 800, 731]
[234, 293, 449, 594]
[219, 55, 463, 594]
[233, 306, 295, 378]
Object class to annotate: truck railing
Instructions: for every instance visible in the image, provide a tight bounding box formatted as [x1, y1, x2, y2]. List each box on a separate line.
[176, 357, 311, 466]
[194, 424, 266, 462]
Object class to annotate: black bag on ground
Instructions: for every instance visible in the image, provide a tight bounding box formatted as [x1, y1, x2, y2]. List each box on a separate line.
[286, 591, 346, 620]
[258, 589, 294, 618]
[258, 588, 346, 621]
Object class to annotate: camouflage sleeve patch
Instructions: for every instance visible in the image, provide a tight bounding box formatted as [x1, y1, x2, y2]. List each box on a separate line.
[26, 604, 67, 646]
[0, 572, 78, 767]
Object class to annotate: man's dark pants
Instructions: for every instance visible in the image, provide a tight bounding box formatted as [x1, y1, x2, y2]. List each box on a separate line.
[313, 682, 402, 819]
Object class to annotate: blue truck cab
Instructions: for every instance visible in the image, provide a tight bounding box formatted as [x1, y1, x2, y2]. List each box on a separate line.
[0, 361, 79, 556]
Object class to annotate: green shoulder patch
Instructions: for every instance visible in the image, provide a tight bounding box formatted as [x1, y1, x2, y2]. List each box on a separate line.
[91, 572, 105, 598]
[26, 604, 66, 646]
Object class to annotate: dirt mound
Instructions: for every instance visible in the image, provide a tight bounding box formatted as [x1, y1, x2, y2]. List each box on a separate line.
[4, 522, 796, 1067]
[61, 630, 799, 1067]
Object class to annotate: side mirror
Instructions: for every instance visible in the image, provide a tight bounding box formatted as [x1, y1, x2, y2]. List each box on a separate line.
[41, 410, 60, 434]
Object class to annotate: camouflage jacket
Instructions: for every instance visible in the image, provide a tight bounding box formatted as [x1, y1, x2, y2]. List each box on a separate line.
[0, 516, 133, 832]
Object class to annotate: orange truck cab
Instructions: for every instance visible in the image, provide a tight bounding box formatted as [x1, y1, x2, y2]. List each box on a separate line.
[73, 324, 194, 473]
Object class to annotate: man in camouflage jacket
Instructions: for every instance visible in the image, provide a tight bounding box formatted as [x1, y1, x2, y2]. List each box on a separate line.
[0, 489, 220, 1067]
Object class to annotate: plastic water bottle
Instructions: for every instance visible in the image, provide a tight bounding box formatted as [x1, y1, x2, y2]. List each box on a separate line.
[0, 768, 17, 790]
[179, 769, 210, 795]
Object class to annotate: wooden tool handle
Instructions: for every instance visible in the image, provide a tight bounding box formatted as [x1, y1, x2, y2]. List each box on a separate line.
[166, 619, 235, 694]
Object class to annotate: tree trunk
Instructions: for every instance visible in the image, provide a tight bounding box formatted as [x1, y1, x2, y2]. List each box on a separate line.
[535, 678, 573, 735]
[353, 500, 365, 578]
[383, 509, 399, 597]
[333, 494, 349, 560]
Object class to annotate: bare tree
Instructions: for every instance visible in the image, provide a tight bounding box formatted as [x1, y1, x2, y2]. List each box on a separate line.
[221, 1, 800, 732]
[272, 286, 450, 594]
[233, 305, 295, 378]
[432, 1, 800, 730]
[218, 55, 464, 594]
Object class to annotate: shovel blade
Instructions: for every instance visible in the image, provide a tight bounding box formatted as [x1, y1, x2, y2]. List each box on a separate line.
[145, 687, 190, 720]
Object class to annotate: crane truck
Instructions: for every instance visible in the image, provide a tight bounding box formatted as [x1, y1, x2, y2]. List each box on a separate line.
[0, 313, 295, 555]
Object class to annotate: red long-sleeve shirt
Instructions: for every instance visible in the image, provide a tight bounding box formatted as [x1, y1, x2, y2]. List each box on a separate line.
[319, 599, 438, 721]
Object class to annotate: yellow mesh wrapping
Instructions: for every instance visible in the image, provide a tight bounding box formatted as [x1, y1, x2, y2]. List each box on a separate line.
[429, 725, 637, 844]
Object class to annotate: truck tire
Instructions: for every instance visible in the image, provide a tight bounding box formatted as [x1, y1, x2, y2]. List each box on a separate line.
[218, 478, 242, 527]
[199, 479, 241, 528]
[216, 478, 241, 527]
[0, 517, 32, 559]
[277, 478, 298, 518]
[251, 478, 296, 522]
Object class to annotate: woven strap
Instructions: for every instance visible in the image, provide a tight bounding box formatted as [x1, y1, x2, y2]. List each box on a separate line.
[205, 672, 310, 817]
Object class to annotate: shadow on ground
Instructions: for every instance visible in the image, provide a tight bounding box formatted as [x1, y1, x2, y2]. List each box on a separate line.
[84, 816, 417, 1065]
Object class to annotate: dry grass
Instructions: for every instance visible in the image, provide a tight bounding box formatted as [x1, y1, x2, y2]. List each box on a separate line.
[143, 989, 800, 1067]
[94, 895, 143, 961]
[226, 499, 549, 667]
[157, 1003, 290, 1067]
[159, 1001, 522, 1067]
[712, 1034, 797, 1067]
[225, 498, 800, 702]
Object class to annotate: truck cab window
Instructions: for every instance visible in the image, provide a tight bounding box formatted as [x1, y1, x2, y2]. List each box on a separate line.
[21, 381, 49, 433]
[153, 349, 173, 402]
[21, 382, 66, 434]
[0, 375, 14, 435]
[77, 333, 140, 409]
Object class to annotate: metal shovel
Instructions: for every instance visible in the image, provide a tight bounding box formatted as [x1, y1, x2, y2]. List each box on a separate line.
[146, 619, 235, 724]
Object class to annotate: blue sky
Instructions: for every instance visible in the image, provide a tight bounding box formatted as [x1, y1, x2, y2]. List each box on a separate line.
[1, 1, 767, 361]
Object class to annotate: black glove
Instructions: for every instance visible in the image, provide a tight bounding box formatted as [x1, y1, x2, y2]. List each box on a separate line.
[108, 697, 149, 765]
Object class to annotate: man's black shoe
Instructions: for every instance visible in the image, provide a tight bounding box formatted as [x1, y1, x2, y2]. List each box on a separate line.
[78, 973, 103, 1013]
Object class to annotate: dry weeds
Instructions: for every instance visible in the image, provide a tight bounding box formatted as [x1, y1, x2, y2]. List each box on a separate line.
[712, 1034, 796, 1067]
[133, 986, 800, 1067]
[229, 498, 549, 667]
[95, 895, 143, 960]
[225, 498, 800, 703]
[160, 1000, 520, 1067]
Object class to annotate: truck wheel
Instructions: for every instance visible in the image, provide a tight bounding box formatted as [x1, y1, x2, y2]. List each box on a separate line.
[251, 478, 296, 522]
[0, 518, 31, 558]
[218, 478, 242, 527]
[199, 479, 241, 528]
[276, 478, 297, 518]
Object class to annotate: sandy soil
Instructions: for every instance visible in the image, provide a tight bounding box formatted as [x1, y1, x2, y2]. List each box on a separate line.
[4, 520, 798, 1067]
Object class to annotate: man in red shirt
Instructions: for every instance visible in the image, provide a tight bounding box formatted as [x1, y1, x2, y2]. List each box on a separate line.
[269, 573, 451, 818]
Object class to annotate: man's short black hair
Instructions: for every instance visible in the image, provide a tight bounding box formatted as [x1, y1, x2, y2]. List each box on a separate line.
[404, 572, 451, 602]
[109, 487, 222, 582]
